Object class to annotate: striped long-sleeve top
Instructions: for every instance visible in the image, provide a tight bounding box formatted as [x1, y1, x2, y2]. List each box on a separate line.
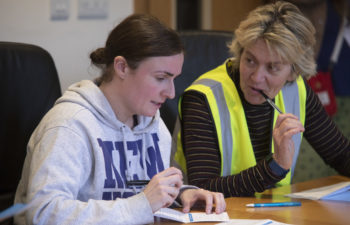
[180, 63, 350, 197]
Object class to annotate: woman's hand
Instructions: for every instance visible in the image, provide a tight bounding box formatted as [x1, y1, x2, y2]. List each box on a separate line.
[273, 113, 305, 169]
[143, 167, 183, 212]
[180, 188, 226, 214]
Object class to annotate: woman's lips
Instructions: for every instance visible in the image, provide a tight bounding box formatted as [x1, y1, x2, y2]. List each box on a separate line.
[152, 101, 162, 108]
[251, 86, 263, 94]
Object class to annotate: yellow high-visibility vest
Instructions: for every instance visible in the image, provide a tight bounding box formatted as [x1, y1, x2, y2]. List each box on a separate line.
[174, 63, 306, 185]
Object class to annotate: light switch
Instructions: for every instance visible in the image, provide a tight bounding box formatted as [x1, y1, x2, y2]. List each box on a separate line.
[78, 0, 109, 19]
[51, 0, 70, 20]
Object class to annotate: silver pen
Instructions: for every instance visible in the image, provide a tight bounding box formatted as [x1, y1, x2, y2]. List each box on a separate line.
[259, 90, 282, 114]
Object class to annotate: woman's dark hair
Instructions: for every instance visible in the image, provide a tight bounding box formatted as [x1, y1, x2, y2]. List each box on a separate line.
[90, 14, 184, 82]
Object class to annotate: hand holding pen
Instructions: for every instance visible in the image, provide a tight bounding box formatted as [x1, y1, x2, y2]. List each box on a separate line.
[138, 167, 227, 215]
[260, 91, 304, 170]
[143, 167, 183, 213]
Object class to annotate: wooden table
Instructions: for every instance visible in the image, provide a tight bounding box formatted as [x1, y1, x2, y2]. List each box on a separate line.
[154, 175, 350, 225]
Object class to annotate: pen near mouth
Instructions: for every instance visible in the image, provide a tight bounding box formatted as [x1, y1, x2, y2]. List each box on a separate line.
[259, 90, 283, 114]
[259, 90, 269, 100]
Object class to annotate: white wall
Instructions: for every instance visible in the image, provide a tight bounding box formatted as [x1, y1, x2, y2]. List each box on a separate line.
[0, 0, 133, 92]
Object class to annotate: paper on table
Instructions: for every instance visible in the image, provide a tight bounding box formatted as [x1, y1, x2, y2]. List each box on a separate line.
[285, 181, 350, 201]
[217, 219, 291, 225]
[154, 207, 230, 223]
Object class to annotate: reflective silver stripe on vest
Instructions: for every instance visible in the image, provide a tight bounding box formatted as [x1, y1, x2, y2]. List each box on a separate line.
[281, 82, 301, 177]
[193, 79, 233, 176]
[193, 79, 302, 177]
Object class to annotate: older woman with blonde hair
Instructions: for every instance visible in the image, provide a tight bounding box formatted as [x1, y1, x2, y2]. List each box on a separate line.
[174, 1, 350, 197]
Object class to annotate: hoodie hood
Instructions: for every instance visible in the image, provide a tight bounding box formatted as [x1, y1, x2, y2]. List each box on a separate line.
[55, 80, 160, 133]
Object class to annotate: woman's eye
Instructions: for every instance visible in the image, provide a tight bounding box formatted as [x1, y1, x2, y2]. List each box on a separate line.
[156, 76, 165, 81]
[245, 58, 255, 67]
[269, 65, 280, 73]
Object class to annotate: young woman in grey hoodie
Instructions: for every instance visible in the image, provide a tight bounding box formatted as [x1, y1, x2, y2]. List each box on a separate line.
[14, 14, 226, 225]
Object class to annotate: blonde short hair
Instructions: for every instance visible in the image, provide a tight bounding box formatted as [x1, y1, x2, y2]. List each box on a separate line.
[229, 1, 317, 79]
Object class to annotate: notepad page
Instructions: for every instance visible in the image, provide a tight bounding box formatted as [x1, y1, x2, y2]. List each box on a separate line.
[154, 207, 230, 223]
[154, 208, 188, 222]
[285, 181, 350, 200]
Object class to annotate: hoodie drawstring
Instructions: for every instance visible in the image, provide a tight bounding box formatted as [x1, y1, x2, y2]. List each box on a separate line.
[142, 133, 148, 180]
[121, 125, 138, 194]
[122, 126, 150, 194]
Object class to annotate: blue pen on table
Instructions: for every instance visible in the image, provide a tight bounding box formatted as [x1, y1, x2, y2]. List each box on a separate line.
[246, 201, 301, 208]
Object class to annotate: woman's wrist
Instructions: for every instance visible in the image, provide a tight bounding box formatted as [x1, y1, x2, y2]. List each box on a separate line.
[266, 154, 289, 177]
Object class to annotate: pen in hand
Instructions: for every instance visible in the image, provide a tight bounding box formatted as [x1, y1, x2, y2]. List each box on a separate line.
[126, 180, 150, 186]
[259, 90, 282, 114]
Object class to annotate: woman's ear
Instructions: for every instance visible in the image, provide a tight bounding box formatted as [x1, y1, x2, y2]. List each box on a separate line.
[287, 64, 297, 82]
[287, 73, 296, 82]
[113, 56, 128, 79]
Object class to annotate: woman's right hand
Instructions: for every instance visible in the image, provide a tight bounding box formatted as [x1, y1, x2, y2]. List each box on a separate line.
[272, 113, 305, 170]
[143, 167, 183, 212]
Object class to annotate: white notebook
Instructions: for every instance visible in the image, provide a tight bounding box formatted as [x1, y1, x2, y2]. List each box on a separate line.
[154, 207, 230, 223]
[285, 181, 350, 201]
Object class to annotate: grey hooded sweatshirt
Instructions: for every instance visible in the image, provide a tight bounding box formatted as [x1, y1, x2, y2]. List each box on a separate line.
[14, 80, 172, 225]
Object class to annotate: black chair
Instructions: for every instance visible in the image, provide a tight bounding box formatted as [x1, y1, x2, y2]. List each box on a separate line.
[160, 30, 234, 134]
[0, 42, 61, 224]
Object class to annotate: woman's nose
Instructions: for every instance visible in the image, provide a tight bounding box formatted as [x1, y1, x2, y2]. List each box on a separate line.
[164, 81, 175, 99]
[250, 66, 266, 83]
